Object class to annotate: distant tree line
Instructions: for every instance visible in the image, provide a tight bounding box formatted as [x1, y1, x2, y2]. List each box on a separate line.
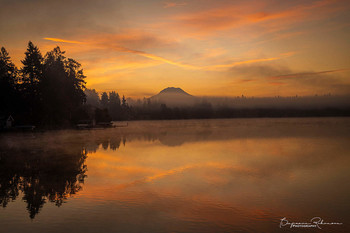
[88, 95, 350, 121]
[0, 42, 87, 127]
[85, 89, 132, 121]
[2, 41, 349, 128]
[128, 101, 350, 120]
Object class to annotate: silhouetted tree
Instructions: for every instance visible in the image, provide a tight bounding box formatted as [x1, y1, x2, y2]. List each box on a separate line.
[85, 88, 100, 107]
[21, 41, 43, 88]
[108, 91, 121, 120]
[122, 95, 127, 107]
[40, 46, 86, 127]
[0, 43, 89, 127]
[95, 108, 111, 123]
[21, 41, 44, 123]
[100, 92, 109, 109]
[0, 47, 19, 116]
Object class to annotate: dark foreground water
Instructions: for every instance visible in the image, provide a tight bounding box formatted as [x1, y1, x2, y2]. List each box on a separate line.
[0, 118, 349, 233]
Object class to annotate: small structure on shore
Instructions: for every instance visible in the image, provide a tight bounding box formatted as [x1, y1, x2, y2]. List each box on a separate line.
[0, 115, 14, 129]
[76, 118, 116, 129]
[76, 119, 96, 129]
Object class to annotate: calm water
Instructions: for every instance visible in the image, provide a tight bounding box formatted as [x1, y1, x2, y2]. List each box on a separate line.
[0, 118, 349, 233]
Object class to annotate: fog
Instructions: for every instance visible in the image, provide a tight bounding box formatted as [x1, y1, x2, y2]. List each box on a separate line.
[128, 94, 350, 109]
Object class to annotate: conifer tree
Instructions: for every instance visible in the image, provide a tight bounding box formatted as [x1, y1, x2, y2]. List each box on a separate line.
[0, 47, 18, 115]
[21, 41, 43, 88]
[21, 41, 44, 121]
[100, 92, 109, 109]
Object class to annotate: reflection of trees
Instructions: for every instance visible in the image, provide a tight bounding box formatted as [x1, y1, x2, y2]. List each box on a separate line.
[82, 128, 211, 150]
[0, 146, 87, 219]
[2, 119, 344, 219]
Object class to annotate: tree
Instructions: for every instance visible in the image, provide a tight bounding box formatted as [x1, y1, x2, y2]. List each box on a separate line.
[21, 41, 43, 88]
[0, 47, 18, 115]
[0, 44, 88, 127]
[100, 92, 109, 109]
[115, 93, 121, 106]
[21, 41, 44, 122]
[65, 58, 86, 106]
[85, 88, 100, 107]
[122, 95, 127, 107]
[40, 46, 68, 125]
[40, 46, 86, 126]
[108, 91, 121, 120]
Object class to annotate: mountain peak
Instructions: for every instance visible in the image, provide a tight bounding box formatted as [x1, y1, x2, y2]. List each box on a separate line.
[151, 87, 195, 106]
[159, 87, 191, 96]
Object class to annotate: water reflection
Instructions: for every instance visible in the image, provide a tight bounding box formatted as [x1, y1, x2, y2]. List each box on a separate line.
[0, 141, 87, 218]
[0, 118, 349, 232]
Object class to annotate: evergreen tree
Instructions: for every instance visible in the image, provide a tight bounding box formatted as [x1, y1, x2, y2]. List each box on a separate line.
[122, 95, 127, 107]
[100, 92, 109, 109]
[21, 41, 43, 88]
[1, 44, 87, 127]
[0, 47, 18, 115]
[85, 89, 100, 107]
[41, 46, 68, 125]
[40, 46, 86, 126]
[108, 91, 121, 120]
[115, 93, 121, 106]
[65, 58, 86, 106]
[115, 92, 121, 119]
[21, 41, 44, 122]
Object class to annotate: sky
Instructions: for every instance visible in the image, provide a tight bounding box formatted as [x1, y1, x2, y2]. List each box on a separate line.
[1, 0, 350, 98]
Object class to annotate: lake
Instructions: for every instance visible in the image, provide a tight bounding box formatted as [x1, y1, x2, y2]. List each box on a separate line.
[0, 118, 349, 233]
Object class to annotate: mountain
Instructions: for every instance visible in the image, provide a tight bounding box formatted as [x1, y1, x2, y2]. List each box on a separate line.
[150, 87, 196, 106]
[158, 87, 192, 96]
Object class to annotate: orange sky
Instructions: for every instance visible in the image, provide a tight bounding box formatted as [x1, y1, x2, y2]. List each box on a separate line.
[1, 0, 350, 98]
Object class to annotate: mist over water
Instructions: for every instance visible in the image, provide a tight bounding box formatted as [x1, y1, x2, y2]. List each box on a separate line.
[0, 118, 349, 233]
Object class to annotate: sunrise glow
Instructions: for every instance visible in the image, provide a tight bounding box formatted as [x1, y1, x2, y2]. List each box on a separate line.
[1, 0, 350, 98]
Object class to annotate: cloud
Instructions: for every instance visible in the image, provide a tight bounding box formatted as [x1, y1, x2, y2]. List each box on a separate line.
[43, 36, 198, 69]
[163, 2, 187, 8]
[44, 38, 84, 44]
[166, 0, 345, 37]
[43, 37, 288, 71]
[269, 82, 285, 86]
[205, 57, 282, 71]
[229, 64, 291, 79]
[0, 0, 122, 41]
[228, 64, 350, 95]
[269, 69, 350, 80]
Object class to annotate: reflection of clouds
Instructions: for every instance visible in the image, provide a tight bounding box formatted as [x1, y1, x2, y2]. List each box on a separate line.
[86, 162, 256, 192]
[82, 119, 350, 229]
[1, 119, 349, 231]
[88, 137, 349, 189]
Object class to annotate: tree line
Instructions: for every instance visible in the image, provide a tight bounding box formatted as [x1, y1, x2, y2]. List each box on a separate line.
[85, 88, 132, 121]
[85, 92, 350, 121]
[0, 42, 87, 127]
[2, 41, 349, 128]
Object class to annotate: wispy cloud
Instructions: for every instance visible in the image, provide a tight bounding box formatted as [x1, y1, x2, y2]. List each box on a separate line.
[269, 82, 285, 86]
[43, 36, 195, 69]
[227, 64, 350, 95]
[167, 0, 344, 37]
[163, 1, 187, 8]
[205, 57, 281, 70]
[43, 37, 289, 71]
[44, 37, 84, 44]
[269, 69, 350, 80]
